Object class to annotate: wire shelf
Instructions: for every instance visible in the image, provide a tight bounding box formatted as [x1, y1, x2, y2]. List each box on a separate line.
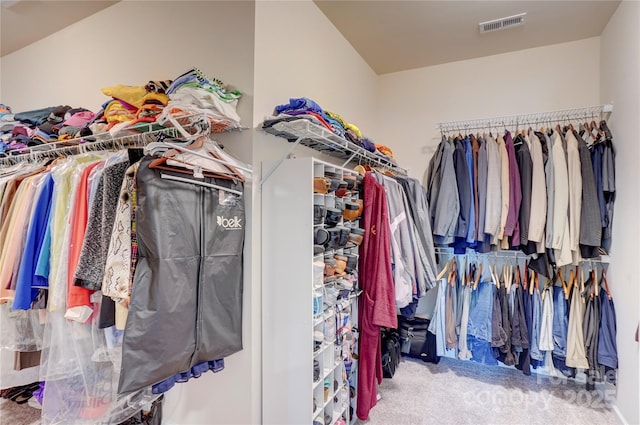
[262, 118, 406, 175]
[0, 113, 208, 167]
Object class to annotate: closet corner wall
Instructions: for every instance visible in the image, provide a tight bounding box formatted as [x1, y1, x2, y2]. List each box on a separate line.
[261, 157, 314, 424]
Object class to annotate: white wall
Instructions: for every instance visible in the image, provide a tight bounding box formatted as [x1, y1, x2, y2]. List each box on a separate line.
[253, 0, 379, 135]
[252, 2, 381, 422]
[1, 2, 260, 424]
[600, 2, 640, 424]
[376, 37, 601, 180]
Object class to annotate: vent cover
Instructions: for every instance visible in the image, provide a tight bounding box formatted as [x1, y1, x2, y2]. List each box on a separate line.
[479, 13, 526, 33]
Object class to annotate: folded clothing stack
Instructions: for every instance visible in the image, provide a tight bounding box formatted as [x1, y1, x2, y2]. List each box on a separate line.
[163, 68, 242, 132]
[0, 66, 244, 157]
[0, 104, 97, 154]
[267, 97, 395, 161]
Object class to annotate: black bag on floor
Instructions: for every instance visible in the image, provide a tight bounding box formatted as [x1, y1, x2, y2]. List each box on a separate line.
[381, 328, 402, 378]
[397, 316, 440, 364]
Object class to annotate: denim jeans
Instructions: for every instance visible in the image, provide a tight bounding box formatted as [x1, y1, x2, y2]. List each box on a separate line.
[428, 279, 447, 356]
[529, 290, 544, 361]
[467, 281, 493, 342]
[552, 285, 568, 357]
[468, 336, 498, 366]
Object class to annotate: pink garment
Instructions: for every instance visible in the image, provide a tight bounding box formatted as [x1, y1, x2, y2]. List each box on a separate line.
[63, 111, 95, 127]
[356, 173, 397, 421]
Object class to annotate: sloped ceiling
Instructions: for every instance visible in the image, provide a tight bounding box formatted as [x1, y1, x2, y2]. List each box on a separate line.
[315, 0, 620, 74]
[1, 0, 119, 57]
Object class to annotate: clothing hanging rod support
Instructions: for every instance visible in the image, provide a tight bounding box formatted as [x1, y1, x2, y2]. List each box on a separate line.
[435, 104, 613, 133]
[259, 136, 303, 188]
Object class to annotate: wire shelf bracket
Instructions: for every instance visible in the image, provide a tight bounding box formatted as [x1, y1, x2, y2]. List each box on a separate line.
[260, 118, 407, 187]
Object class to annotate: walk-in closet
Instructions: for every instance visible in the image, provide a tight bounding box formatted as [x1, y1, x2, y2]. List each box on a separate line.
[1, 1, 638, 424]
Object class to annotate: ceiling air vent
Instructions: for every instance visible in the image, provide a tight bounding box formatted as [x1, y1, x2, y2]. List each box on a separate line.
[479, 13, 526, 34]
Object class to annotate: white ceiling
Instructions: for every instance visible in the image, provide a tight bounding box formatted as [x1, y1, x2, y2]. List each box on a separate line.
[314, 0, 621, 74]
[1, 0, 119, 57]
[1, 0, 621, 75]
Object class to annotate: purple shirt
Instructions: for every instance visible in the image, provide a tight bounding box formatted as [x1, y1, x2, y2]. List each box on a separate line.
[504, 131, 522, 244]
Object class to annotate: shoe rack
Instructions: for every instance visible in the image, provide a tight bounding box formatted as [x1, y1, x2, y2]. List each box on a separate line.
[262, 157, 361, 425]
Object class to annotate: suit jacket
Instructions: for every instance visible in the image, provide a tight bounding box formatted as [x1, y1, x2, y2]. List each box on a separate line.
[575, 131, 602, 249]
[483, 134, 501, 237]
[515, 134, 533, 250]
[528, 132, 547, 244]
[566, 131, 582, 262]
[551, 131, 572, 266]
[539, 132, 555, 250]
[494, 134, 510, 245]
[453, 138, 471, 239]
[427, 139, 460, 243]
[504, 131, 522, 243]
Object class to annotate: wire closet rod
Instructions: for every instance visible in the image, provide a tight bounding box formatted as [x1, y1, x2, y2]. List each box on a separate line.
[435, 104, 613, 133]
[434, 247, 610, 265]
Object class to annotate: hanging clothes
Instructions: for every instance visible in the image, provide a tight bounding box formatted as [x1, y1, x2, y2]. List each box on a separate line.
[527, 131, 546, 252]
[565, 282, 589, 369]
[425, 136, 459, 245]
[375, 174, 417, 309]
[598, 283, 618, 380]
[503, 131, 522, 246]
[565, 131, 582, 264]
[458, 283, 472, 361]
[356, 172, 397, 422]
[483, 134, 501, 243]
[538, 285, 554, 352]
[452, 138, 472, 250]
[514, 133, 533, 252]
[575, 131, 601, 258]
[475, 136, 490, 253]
[583, 275, 601, 390]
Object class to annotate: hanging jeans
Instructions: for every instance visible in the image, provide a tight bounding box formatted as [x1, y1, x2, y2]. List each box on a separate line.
[467, 281, 493, 342]
[529, 290, 544, 361]
[118, 157, 245, 395]
[467, 281, 497, 365]
[458, 285, 472, 360]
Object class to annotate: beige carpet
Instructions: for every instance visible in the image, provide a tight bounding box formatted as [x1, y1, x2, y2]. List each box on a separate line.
[0, 398, 41, 425]
[0, 358, 621, 425]
[364, 357, 620, 425]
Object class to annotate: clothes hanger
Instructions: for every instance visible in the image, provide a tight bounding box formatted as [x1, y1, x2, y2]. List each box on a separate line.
[153, 136, 250, 173]
[473, 263, 482, 290]
[436, 261, 450, 281]
[565, 268, 574, 300]
[448, 258, 457, 287]
[602, 269, 612, 300]
[147, 137, 248, 182]
[517, 264, 523, 290]
[491, 264, 500, 288]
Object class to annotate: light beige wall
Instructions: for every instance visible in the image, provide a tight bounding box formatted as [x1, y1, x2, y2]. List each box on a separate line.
[1, 2, 259, 424]
[376, 37, 601, 180]
[600, 2, 640, 424]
